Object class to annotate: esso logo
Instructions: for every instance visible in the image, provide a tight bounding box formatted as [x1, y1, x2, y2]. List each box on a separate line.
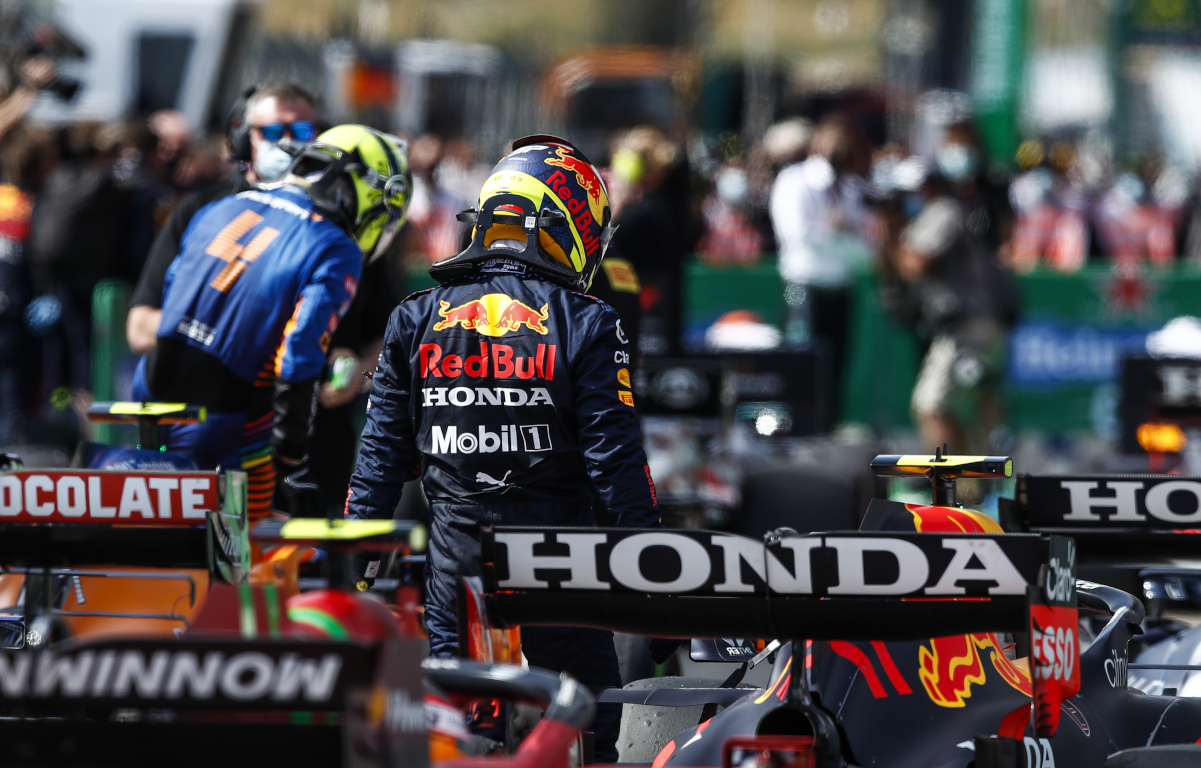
[1033, 625, 1075, 682]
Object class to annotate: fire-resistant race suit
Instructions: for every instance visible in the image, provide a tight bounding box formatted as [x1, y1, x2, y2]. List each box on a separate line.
[133, 184, 361, 516]
[345, 260, 660, 761]
[133, 124, 411, 518]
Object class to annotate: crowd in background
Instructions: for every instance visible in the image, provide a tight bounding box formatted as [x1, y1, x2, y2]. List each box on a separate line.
[5, 50, 1201, 462]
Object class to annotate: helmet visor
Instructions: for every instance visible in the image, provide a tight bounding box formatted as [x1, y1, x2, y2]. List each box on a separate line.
[367, 208, 404, 263]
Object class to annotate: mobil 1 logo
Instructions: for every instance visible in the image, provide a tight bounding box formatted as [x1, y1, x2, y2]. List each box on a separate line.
[431, 424, 552, 455]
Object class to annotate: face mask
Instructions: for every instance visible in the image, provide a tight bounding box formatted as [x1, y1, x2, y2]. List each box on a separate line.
[936, 144, 978, 183]
[716, 168, 749, 205]
[254, 143, 293, 181]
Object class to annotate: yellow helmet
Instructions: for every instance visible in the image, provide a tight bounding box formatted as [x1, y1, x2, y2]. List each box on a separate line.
[284, 124, 411, 262]
[429, 135, 616, 291]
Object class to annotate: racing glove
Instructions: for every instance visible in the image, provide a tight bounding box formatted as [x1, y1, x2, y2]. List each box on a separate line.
[272, 378, 324, 517]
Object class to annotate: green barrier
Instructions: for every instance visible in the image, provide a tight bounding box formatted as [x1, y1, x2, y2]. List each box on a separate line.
[684, 258, 786, 328]
[90, 279, 134, 445]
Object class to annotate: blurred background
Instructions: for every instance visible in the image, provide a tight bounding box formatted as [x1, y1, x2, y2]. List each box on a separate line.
[6, 0, 1201, 528]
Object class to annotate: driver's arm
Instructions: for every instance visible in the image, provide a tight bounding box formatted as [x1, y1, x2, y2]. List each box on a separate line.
[270, 243, 362, 512]
[126, 306, 161, 354]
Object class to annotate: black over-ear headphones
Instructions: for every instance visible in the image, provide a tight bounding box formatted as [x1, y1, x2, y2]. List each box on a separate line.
[227, 85, 257, 163]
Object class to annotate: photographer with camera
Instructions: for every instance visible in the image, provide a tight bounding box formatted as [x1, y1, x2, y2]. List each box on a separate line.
[0, 56, 55, 144]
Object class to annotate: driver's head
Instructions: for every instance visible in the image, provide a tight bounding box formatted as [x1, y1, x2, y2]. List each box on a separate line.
[243, 83, 318, 182]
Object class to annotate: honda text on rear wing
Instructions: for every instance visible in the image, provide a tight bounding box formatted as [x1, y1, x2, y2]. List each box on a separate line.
[478, 523, 1080, 767]
[1004, 473, 1201, 582]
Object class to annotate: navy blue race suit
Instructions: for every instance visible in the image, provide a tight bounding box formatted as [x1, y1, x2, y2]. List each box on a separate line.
[345, 261, 659, 761]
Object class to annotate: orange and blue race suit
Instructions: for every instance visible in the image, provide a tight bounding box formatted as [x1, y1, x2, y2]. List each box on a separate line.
[133, 185, 361, 516]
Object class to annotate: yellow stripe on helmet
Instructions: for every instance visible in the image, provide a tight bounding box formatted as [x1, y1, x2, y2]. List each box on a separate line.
[477, 170, 586, 272]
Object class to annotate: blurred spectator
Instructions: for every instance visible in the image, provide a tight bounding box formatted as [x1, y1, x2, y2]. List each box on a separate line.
[1093, 159, 1187, 268]
[697, 163, 765, 265]
[0, 126, 57, 448]
[935, 121, 1013, 257]
[402, 134, 470, 265]
[607, 126, 697, 357]
[1009, 140, 1088, 271]
[769, 115, 873, 408]
[126, 82, 318, 354]
[29, 121, 124, 408]
[894, 173, 1017, 453]
[0, 56, 55, 144]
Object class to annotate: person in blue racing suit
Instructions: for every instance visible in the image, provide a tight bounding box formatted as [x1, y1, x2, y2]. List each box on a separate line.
[345, 136, 660, 761]
[134, 125, 410, 517]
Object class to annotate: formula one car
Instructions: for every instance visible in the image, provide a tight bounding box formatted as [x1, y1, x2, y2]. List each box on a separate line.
[1005, 472, 1201, 704]
[0, 502, 595, 768]
[475, 455, 1201, 767]
[0, 460, 251, 646]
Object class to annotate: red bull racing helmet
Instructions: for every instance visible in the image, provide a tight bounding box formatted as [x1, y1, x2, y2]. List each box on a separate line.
[429, 135, 617, 291]
[281, 124, 411, 262]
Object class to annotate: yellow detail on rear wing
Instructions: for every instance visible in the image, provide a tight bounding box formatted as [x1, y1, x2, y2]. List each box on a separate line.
[87, 402, 206, 425]
[871, 455, 1012, 479]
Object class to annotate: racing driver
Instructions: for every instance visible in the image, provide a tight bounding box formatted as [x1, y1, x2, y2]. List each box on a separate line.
[345, 135, 660, 762]
[134, 125, 411, 518]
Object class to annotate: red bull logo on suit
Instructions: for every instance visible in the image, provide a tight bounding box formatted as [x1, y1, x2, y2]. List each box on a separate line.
[433, 294, 549, 337]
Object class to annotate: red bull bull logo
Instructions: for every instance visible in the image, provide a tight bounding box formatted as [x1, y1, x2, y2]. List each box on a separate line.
[545, 146, 603, 208]
[919, 633, 1032, 707]
[433, 294, 550, 337]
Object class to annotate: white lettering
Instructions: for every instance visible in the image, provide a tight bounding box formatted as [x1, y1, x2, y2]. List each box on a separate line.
[0, 653, 30, 696]
[502, 388, 528, 406]
[476, 388, 501, 406]
[90, 651, 116, 696]
[826, 537, 929, 595]
[25, 475, 53, 516]
[423, 388, 447, 407]
[110, 650, 169, 697]
[1144, 481, 1201, 523]
[432, 425, 457, 453]
[148, 477, 178, 518]
[422, 387, 555, 407]
[0, 476, 20, 516]
[710, 535, 819, 594]
[926, 539, 1028, 596]
[495, 532, 609, 590]
[165, 652, 222, 698]
[118, 477, 155, 519]
[220, 653, 274, 700]
[88, 476, 116, 518]
[457, 432, 478, 454]
[1060, 481, 1145, 522]
[478, 426, 501, 453]
[180, 478, 209, 519]
[33, 651, 95, 697]
[272, 654, 343, 701]
[610, 532, 710, 592]
[56, 476, 86, 517]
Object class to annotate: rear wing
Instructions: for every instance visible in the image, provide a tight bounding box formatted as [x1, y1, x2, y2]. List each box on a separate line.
[0, 634, 429, 767]
[481, 525, 1080, 737]
[1005, 474, 1201, 569]
[0, 469, 248, 579]
[481, 526, 1063, 640]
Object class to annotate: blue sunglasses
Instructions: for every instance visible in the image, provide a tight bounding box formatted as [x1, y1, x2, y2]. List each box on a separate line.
[254, 121, 316, 143]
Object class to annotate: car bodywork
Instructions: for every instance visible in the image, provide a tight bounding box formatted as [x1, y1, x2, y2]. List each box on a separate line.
[474, 455, 1201, 767]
